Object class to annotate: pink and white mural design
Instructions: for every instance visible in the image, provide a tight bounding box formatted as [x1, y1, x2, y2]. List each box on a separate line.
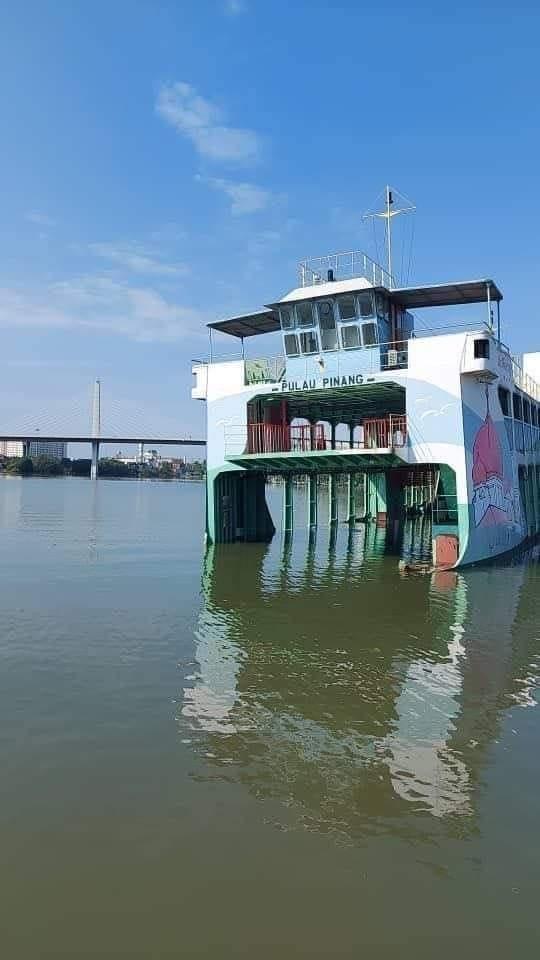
[471, 389, 521, 529]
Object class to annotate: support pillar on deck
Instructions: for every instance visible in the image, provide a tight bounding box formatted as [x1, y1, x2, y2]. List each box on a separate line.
[90, 440, 100, 481]
[532, 468, 538, 535]
[211, 470, 275, 544]
[536, 467, 540, 534]
[283, 475, 294, 533]
[349, 424, 355, 448]
[528, 467, 537, 537]
[328, 474, 338, 524]
[347, 474, 356, 524]
[330, 422, 336, 450]
[365, 473, 374, 519]
[308, 474, 318, 528]
[366, 472, 387, 523]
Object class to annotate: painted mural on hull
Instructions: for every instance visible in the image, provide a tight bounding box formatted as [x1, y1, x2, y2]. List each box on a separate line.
[462, 384, 524, 564]
[471, 388, 521, 528]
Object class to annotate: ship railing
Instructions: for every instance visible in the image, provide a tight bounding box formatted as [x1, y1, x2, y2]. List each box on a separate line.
[193, 341, 409, 383]
[224, 415, 407, 458]
[510, 355, 540, 403]
[512, 420, 540, 455]
[192, 353, 245, 363]
[266, 343, 408, 382]
[412, 318, 493, 337]
[298, 250, 393, 289]
[433, 493, 459, 525]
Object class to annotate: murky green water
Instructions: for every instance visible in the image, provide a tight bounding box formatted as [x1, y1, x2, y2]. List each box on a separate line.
[1, 477, 539, 957]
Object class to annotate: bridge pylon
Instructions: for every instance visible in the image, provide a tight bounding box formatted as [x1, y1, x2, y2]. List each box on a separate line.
[90, 379, 101, 480]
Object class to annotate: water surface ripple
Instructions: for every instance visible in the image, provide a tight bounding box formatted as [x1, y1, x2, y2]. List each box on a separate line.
[1, 477, 539, 957]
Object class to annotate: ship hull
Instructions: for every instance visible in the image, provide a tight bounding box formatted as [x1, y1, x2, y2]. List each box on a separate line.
[195, 331, 540, 569]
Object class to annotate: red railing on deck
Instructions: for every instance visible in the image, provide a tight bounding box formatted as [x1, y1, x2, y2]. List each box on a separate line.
[246, 416, 406, 455]
[247, 423, 326, 454]
[363, 415, 407, 449]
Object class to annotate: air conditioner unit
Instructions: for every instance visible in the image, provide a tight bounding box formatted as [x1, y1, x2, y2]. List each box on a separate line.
[387, 349, 398, 367]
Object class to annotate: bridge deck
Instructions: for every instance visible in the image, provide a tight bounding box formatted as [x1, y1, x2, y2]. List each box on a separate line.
[0, 436, 206, 446]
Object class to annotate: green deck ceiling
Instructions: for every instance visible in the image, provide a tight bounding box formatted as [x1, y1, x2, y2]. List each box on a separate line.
[255, 382, 405, 424]
[225, 447, 407, 474]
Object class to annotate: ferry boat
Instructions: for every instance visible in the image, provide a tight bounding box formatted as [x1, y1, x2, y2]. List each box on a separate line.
[192, 193, 540, 568]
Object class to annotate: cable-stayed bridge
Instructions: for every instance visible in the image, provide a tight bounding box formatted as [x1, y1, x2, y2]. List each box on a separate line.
[0, 380, 205, 478]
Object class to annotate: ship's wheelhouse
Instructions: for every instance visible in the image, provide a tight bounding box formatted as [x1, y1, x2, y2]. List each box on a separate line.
[278, 289, 391, 358]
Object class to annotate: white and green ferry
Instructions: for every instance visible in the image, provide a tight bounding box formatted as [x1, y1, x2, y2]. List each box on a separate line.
[193, 201, 540, 568]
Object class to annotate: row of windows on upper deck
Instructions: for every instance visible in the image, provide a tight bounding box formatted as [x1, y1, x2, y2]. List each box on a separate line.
[499, 386, 540, 425]
[279, 291, 387, 357]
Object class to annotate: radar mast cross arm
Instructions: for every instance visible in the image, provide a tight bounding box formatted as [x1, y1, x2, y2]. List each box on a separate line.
[362, 185, 416, 288]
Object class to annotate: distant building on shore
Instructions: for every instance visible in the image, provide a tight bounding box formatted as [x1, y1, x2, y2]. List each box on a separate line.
[114, 449, 187, 469]
[0, 440, 68, 459]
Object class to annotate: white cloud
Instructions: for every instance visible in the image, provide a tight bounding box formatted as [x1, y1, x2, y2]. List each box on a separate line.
[198, 175, 271, 214]
[224, 0, 246, 13]
[25, 211, 56, 227]
[156, 81, 260, 162]
[89, 241, 188, 277]
[0, 277, 206, 343]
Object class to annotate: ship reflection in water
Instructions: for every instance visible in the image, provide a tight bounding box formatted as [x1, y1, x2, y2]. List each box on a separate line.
[181, 518, 539, 842]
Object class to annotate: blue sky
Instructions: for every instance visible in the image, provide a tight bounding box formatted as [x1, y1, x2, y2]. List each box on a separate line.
[1, 0, 539, 449]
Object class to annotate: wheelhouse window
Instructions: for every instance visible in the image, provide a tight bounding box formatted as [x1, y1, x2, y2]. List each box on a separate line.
[281, 292, 382, 355]
[296, 301, 314, 327]
[284, 333, 299, 356]
[317, 299, 338, 351]
[335, 294, 357, 321]
[362, 321, 378, 347]
[280, 301, 319, 355]
[279, 306, 295, 330]
[341, 324, 362, 349]
[357, 291, 374, 318]
[299, 330, 319, 354]
[339, 319, 379, 350]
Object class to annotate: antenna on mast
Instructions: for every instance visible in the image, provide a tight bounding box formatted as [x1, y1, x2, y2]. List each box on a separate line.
[362, 185, 416, 288]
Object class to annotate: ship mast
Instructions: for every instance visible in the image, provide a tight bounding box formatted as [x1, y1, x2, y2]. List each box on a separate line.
[362, 185, 416, 288]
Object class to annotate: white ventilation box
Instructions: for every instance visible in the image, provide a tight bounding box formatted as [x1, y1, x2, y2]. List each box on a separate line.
[523, 352, 540, 382]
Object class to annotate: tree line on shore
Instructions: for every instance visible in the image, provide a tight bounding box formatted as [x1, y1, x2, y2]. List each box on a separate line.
[0, 455, 206, 480]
